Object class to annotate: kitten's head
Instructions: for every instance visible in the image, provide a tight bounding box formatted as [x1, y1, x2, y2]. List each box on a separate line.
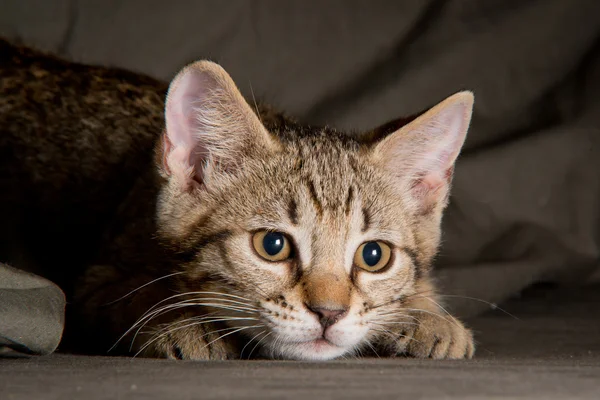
[155, 61, 473, 360]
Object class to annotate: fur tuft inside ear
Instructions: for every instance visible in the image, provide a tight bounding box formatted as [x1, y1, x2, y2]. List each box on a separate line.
[162, 61, 278, 190]
[372, 91, 474, 213]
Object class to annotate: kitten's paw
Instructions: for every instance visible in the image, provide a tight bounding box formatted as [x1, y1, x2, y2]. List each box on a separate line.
[394, 312, 474, 360]
[139, 320, 236, 360]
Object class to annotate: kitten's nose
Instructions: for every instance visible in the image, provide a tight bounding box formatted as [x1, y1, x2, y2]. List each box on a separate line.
[307, 305, 348, 328]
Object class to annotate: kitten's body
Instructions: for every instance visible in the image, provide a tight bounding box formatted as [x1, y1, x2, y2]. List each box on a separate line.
[0, 39, 474, 360]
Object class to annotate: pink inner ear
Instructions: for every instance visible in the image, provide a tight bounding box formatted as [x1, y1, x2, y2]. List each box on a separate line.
[375, 93, 473, 212]
[163, 68, 219, 188]
[411, 165, 455, 206]
[411, 174, 443, 207]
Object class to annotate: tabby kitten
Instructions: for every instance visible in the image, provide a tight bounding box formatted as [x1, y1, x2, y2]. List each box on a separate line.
[0, 39, 474, 360]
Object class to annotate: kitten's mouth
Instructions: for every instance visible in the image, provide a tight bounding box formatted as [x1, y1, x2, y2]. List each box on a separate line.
[287, 334, 340, 349]
[274, 337, 346, 361]
[264, 330, 356, 360]
[290, 337, 344, 357]
[304, 338, 337, 348]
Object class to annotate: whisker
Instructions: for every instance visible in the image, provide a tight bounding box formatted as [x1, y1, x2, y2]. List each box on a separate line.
[113, 300, 258, 352]
[374, 311, 421, 322]
[248, 331, 272, 360]
[363, 339, 381, 359]
[141, 313, 256, 343]
[125, 301, 249, 338]
[135, 322, 233, 357]
[371, 327, 425, 347]
[402, 289, 436, 300]
[371, 321, 419, 327]
[127, 296, 258, 334]
[199, 325, 261, 354]
[423, 294, 520, 320]
[119, 290, 258, 341]
[127, 304, 258, 351]
[419, 296, 457, 320]
[370, 289, 438, 310]
[143, 291, 258, 314]
[240, 329, 268, 359]
[389, 290, 519, 320]
[169, 291, 257, 306]
[345, 347, 361, 361]
[371, 327, 397, 341]
[131, 312, 218, 348]
[354, 344, 365, 358]
[401, 307, 464, 330]
[370, 296, 403, 310]
[180, 297, 259, 312]
[136, 322, 263, 358]
[103, 271, 186, 306]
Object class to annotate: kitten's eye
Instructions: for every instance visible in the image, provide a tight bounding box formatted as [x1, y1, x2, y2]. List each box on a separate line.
[252, 231, 292, 262]
[354, 241, 392, 272]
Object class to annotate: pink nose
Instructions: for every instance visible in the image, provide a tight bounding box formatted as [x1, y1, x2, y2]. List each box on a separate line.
[306, 305, 348, 328]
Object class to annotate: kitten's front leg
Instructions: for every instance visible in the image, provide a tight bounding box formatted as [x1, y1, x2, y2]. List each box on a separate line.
[378, 284, 475, 359]
[393, 304, 475, 359]
[139, 313, 236, 360]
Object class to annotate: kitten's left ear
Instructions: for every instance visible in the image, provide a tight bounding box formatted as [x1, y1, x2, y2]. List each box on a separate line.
[371, 91, 474, 213]
[162, 61, 280, 190]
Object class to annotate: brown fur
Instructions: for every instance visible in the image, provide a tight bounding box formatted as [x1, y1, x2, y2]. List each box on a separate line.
[0, 38, 474, 360]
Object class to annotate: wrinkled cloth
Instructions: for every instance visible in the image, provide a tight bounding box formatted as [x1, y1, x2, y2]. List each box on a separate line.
[0, 263, 65, 356]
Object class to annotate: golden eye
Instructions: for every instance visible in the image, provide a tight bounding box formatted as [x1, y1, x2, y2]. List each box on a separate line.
[252, 231, 292, 262]
[354, 241, 392, 272]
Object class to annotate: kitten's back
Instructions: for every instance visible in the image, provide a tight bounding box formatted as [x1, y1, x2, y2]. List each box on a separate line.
[0, 39, 166, 285]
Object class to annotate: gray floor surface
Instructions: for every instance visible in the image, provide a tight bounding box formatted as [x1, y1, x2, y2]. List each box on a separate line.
[1, 285, 599, 399]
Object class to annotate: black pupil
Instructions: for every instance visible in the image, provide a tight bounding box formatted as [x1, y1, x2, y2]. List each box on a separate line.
[263, 232, 285, 256]
[362, 242, 382, 267]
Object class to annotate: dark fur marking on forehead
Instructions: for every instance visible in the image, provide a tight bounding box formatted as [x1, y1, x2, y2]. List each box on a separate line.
[304, 232, 320, 276]
[348, 156, 361, 176]
[310, 232, 319, 258]
[307, 180, 324, 217]
[186, 206, 218, 238]
[361, 207, 371, 233]
[345, 186, 354, 217]
[288, 198, 298, 225]
[176, 230, 232, 262]
[270, 121, 361, 150]
[217, 242, 235, 271]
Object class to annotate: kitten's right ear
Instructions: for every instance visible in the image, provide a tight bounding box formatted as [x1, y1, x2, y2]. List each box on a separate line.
[162, 61, 279, 190]
[370, 91, 474, 214]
